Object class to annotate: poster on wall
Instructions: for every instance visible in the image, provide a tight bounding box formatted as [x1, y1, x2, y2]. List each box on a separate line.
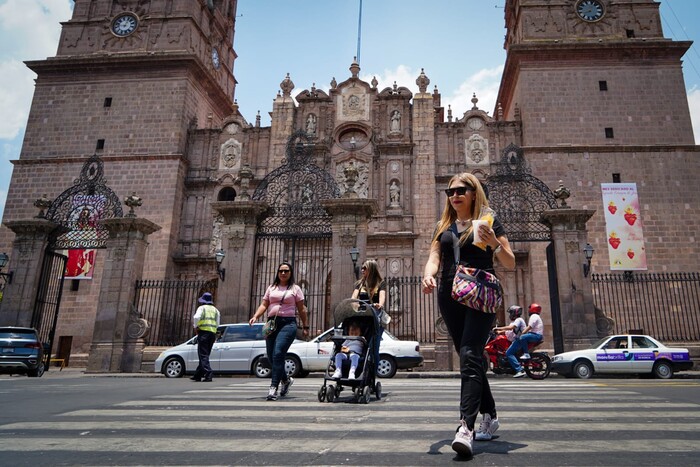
[601, 183, 647, 271]
[60, 249, 97, 280]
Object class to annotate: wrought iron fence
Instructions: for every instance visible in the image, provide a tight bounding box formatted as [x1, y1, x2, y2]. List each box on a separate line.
[135, 279, 217, 346]
[384, 276, 440, 344]
[591, 272, 700, 341]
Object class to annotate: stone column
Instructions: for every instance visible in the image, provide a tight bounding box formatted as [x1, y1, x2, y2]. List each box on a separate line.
[211, 200, 269, 324]
[541, 208, 597, 351]
[87, 217, 160, 372]
[0, 219, 62, 326]
[321, 199, 377, 325]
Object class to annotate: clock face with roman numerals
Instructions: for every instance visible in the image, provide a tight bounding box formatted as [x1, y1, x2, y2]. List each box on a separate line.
[576, 0, 605, 22]
[111, 13, 138, 37]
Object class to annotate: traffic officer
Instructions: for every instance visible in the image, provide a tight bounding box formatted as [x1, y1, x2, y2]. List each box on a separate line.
[191, 292, 220, 382]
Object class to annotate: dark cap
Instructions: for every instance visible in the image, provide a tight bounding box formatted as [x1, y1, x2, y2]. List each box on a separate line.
[198, 292, 214, 304]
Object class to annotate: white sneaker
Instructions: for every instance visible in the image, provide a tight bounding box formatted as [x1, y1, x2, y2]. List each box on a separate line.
[475, 413, 499, 441]
[519, 353, 531, 360]
[279, 377, 294, 397]
[451, 420, 473, 457]
[513, 370, 526, 378]
[331, 369, 342, 379]
[348, 368, 356, 380]
[266, 386, 278, 401]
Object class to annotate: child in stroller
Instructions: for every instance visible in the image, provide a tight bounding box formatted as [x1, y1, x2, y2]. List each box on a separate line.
[318, 298, 383, 404]
[331, 321, 365, 380]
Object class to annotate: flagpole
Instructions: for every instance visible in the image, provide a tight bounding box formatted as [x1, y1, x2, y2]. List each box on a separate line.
[356, 0, 363, 64]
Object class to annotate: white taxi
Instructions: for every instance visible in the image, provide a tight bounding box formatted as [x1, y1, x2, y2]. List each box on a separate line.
[551, 334, 693, 379]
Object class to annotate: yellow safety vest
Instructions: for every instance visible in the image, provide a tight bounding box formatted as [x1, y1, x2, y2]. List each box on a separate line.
[197, 305, 218, 333]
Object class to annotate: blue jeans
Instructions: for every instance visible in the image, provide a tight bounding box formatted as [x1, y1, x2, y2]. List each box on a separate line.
[265, 317, 297, 388]
[515, 333, 543, 356]
[506, 341, 523, 372]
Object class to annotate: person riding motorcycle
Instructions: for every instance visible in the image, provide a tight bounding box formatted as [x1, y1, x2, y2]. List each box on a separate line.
[514, 303, 545, 362]
[493, 305, 528, 377]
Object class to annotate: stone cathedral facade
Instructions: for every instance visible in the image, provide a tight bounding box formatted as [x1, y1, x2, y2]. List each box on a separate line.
[1, 0, 698, 370]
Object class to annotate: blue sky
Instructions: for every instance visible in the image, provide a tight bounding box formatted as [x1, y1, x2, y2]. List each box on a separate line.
[1, 0, 699, 219]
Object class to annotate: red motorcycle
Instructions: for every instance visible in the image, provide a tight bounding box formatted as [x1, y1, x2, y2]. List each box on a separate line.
[483, 331, 551, 380]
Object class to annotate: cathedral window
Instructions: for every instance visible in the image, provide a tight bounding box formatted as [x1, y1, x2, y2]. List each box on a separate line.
[104, 97, 112, 108]
[605, 128, 614, 139]
[96, 139, 105, 150]
[599, 81, 608, 91]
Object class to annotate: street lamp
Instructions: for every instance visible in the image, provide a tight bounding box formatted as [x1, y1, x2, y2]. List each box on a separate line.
[583, 243, 594, 278]
[349, 247, 360, 279]
[0, 252, 13, 286]
[215, 249, 226, 281]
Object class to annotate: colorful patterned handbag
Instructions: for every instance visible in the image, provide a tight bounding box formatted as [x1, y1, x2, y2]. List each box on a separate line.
[450, 231, 502, 313]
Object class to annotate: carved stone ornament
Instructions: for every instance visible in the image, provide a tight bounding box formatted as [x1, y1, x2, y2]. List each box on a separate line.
[566, 241, 579, 254]
[225, 123, 239, 135]
[227, 230, 246, 250]
[220, 138, 242, 170]
[466, 134, 488, 164]
[338, 87, 369, 121]
[336, 161, 369, 198]
[339, 228, 356, 248]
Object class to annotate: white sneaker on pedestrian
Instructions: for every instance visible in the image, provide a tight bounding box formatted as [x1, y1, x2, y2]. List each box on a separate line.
[475, 413, 499, 441]
[331, 369, 342, 379]
[519, 353, 531, 360]
[266, 386, 278, 401]
[279, 377, 294, 397]
[452, 420, 473, 457]
[348, 368, 356, 380]
[513, 370, 526, 378]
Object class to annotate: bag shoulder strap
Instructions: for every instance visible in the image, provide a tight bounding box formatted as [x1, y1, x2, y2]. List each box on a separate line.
[451, 229, 461, 265]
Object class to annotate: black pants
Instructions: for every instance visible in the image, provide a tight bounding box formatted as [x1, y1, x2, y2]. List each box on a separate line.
[193, 330, 216, 380]
[438, 292, 496, 431]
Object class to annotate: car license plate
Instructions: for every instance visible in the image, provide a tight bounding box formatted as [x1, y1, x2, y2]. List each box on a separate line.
[2, 347, 14, 353]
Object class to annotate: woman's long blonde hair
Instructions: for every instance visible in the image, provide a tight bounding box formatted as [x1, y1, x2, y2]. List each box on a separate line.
[432, 172, 489, 245]
[356, 259, 383, 299]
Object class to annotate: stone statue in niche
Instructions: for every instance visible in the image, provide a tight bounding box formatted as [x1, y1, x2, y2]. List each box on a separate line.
[390, 110, 401, 133]
[305, 114, 317, 135]
[389, 281, 400, 312]
[343, 161, 359, 197]
[389, 180, 400, 206]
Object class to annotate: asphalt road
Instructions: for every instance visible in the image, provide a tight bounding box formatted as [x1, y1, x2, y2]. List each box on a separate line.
[1, 370, 699, 466]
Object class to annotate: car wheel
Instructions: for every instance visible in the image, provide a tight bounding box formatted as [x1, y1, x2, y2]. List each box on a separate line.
[27, 363, 46, 378]
[653, 360, 673, 379]
[284, 355, 302, 378]
[377, 355, 397, 378]
[163, 357, 185, 378]
[573, 360, 593, 379]
[253, 356, 271, 378]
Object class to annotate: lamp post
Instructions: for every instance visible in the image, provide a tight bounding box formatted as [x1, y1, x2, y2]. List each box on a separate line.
[583, 243, 594, 278]
[349, 247, 360, 279]
[215, 249, 226, 281]
[0, 252, 13, 287]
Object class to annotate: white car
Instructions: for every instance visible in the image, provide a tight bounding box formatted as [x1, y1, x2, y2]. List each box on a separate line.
[551, 334, 693, 379]
[154, 323, 423, 379]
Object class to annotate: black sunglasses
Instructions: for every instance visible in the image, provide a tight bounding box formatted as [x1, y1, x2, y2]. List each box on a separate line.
[278, 269, 291, 273]
[444, 186, 473, 197]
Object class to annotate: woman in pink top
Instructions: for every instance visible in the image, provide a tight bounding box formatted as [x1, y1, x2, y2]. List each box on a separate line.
[249, 261, 309, 401]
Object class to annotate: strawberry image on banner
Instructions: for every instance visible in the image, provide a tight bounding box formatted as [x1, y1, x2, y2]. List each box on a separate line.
[601, 183, 647, 271]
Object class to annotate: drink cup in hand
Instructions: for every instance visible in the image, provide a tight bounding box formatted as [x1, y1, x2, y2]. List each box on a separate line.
[473, 207, 495, 251]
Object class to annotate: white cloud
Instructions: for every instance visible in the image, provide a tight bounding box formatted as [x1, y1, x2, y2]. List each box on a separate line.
[0, 0, 72, 140]
[688, 86, 700, 144]
[359, 65, 505, 122]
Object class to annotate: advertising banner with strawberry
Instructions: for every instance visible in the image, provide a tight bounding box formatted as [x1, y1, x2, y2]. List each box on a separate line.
[601, 183, 647, 270]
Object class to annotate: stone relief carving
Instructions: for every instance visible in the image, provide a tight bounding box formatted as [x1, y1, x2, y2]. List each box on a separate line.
[466, 134, 488, 164]
[227, 230, 246, 250]
[209, 214, 224, 255]
[566, 241, 579, 254]
[225, 123, 239, 135]
[339, 228, 356, 247]
[220, 138, 242, 170]
[336, 161, 369, 198]
[337, 88, 369, 121]
[390, 161, 400, 174]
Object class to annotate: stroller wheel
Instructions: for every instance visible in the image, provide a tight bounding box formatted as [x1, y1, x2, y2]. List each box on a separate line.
[374, 381, 382, 400]
[326, 384, 336, 403]
[317, 386, 326, 403]
[361, 386, 371, 404]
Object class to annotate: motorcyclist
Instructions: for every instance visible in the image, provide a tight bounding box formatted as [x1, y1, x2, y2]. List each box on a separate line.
[515, 303, 545, 362]
[493, 305, 528, 378]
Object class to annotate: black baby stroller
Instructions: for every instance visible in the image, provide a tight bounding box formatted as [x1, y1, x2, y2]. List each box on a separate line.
[317, 298, 382, 404]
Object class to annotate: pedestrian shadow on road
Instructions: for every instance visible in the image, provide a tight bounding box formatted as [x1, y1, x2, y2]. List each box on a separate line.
[427, 437, 527, 461]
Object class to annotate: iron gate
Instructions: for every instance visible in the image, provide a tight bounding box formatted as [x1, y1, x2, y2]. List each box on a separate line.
[31, 251, 67, 365]
[251, 131, 340, 330]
